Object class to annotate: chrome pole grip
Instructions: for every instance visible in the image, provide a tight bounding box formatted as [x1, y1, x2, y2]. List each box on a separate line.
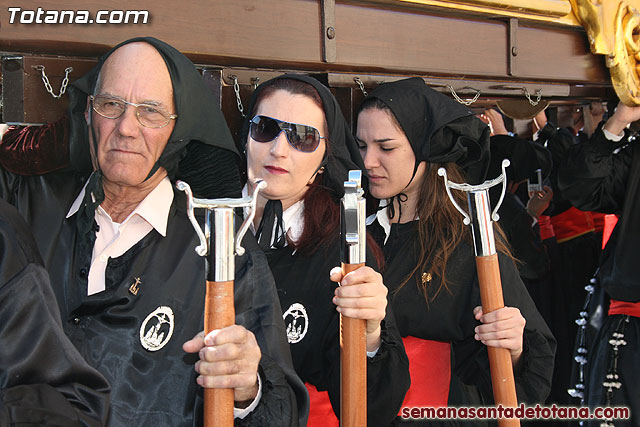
[341, 170, 366, 265]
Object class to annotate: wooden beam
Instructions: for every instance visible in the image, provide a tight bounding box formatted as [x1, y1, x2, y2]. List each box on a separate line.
[0, 0, 607, 84]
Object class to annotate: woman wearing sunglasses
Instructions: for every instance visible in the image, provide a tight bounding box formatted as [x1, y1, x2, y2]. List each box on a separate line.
[355, 78, 555, 420]
[239, 74, 410, 425]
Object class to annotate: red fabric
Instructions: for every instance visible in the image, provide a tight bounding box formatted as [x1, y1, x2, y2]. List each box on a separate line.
[550, 207, 595, 243]
[591, 212, 606, 234]
[399, 336, 451, 415]
[608, 300, 640, 317]
[306, 337, 451, 425]
[538, 215, 555, 241]
[0, 116, 69, 175]
[602, 214, 619, 250]
[306, 383, 339, 427]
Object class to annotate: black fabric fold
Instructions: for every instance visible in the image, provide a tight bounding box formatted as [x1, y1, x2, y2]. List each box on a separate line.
[256, 199, 286, 250]
[0, 199, 110, 426]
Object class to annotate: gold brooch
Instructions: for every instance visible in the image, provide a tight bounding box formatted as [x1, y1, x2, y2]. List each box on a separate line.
[129, 277, 142, 296]
[421, 272, 432, 284]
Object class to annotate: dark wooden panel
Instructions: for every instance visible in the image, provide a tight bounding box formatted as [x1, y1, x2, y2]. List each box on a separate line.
[1, 56, 97, 123]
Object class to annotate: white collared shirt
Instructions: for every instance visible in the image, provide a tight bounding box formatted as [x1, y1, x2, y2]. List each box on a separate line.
[67, 175, 173, 295]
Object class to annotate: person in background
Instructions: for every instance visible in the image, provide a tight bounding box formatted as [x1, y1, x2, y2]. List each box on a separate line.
[559, 102, 640, 427]
[0, 198, 110, 426]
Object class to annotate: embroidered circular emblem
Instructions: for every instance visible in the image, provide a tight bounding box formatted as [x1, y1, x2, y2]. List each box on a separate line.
[140, 306, 175, 352]
[283, 303, 309, 344]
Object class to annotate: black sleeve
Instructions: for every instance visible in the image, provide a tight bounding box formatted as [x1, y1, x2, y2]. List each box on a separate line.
[0, 201, 110, 427]
[535, 122, 581, 215]
[364, 303, 411, 423]
[232, 243, 309, 427]
[498, 193, 550, 281]
[537, 123, 575, 170]
[558, 127, 633, 213]
[452, 253, 555, 404]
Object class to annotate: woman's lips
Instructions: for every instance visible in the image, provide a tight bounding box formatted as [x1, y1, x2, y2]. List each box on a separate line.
[265, 165, 288, 174]
[368, 174, 385, 182]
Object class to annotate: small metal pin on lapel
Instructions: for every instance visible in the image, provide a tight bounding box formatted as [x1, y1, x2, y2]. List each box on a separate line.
[129, 277, 142, 296]
[421, 272, 432, 284]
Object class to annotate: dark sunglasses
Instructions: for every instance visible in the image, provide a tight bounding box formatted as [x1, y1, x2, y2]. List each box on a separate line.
[249, 115, 325, 153]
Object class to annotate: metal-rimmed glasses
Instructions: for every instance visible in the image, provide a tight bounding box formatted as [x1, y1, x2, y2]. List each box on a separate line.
[90, 95, 178, 128]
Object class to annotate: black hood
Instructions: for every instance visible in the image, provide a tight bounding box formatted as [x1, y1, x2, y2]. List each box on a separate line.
[362, 77, 490, 184]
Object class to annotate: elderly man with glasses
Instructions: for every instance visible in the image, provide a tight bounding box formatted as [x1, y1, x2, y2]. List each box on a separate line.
[0, 37, 306, 426]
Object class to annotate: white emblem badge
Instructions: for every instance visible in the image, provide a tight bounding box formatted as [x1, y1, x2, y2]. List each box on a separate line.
[283, 303, 308, 344]
[140, 306, 175, 352]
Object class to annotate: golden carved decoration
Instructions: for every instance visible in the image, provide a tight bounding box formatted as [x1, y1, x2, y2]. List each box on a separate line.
[571, 0, 640, 105]
[374, 0, 577, 24]
[401, 0, 571, 17]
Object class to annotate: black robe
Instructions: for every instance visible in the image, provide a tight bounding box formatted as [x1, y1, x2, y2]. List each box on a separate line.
[265, 237, 410, 426]
[558, 127, 640, 426]
[0, 169, 306, 426]
[0, 198, 110, 426]
[369, 218, 556, 424]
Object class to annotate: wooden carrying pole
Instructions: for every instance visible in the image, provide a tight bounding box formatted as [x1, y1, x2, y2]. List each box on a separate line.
[340, 171, 367, 427]
[177, 180, 265, 427]
[476, 255, 520, 427]
[438, 162, 520, 427]
[204, 208, 236, 427]
[204, 279, 235, 425]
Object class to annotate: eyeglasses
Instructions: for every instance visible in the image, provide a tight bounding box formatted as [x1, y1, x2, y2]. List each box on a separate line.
[249, 115, 325, 153]
[90, 95, 177, 129]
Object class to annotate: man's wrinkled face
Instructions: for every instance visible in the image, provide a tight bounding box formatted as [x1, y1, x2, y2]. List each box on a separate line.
[88, 42, 176, 187]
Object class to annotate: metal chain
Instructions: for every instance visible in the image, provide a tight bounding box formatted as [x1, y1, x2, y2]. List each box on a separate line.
[251, 77, 261, 90]
[354, 77, 368, 97]
[448, 85, 480, 106]
[230, 75, 245, 117]
[34, 65, 73, 99]
[523, 87, 542, 106]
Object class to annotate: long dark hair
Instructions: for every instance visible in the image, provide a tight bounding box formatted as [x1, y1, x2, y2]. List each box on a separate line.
[359, 100, 511, 300]
[253, 78, 383, 264]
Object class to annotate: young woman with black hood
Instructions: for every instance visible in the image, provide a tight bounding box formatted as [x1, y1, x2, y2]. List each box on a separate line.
[355, 78, 556, 423]
[238, 74, 410, 425]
